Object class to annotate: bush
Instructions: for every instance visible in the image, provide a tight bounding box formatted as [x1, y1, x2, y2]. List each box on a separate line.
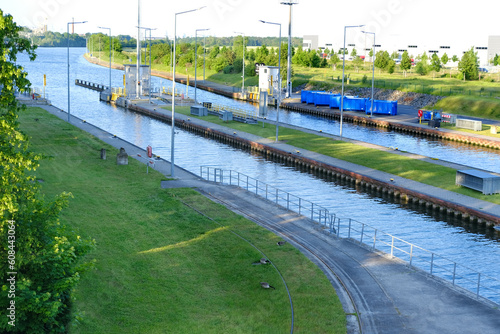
[361, 75, 368, 84]
[223, 65, 234, 74]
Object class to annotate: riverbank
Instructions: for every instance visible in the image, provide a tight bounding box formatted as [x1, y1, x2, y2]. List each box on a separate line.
[21, 103, 500, 333]
[19, 105, 346, 333]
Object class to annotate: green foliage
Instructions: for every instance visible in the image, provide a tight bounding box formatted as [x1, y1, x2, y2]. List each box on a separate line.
[452, 55, 459, 62]
[361, 74, 368, 84]
[350, 48, 357, 57]
[431, 53, 442, 72]
[387, 59, 396, 74]
[31, 31, 86, 47]
[0, 11, 94, 333]
[329, 53, 340, 69]
[493, 54, 499, 66]
[400, 51, 412, 73]
[374, 50, 390, 69]
[390, 51, 399, 59]
[255, 44, 269, 63]
[458, 47, 479, 80]
[415, 61, 429, 75]
[441, 52, 449, 65]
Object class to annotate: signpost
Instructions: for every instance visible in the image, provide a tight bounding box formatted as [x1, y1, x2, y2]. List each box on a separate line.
[418, 109, 423, 124]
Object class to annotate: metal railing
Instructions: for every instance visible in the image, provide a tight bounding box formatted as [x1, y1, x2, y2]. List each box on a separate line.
[199, 166, 500, 305]
[204, 103, 258, 124]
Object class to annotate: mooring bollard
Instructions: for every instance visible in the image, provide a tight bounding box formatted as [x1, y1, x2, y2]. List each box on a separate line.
[100, 148, 106, 160]
[116, 147, 128, 165]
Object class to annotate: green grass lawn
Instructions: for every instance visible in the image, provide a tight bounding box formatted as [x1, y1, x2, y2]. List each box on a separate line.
[169, 106, 500, 205]
[19, 107, 346, 333]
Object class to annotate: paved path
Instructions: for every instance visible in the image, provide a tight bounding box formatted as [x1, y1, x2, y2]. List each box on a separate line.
[32, 103, 500, 334]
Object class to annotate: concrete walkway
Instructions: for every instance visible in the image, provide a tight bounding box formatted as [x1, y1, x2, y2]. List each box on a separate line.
[33, 103, 500, 334]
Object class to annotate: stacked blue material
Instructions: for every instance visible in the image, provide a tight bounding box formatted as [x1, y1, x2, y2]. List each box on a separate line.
[314, 93, 333, 106]
[300, 90, 397, 116]
[343, 97, 367, 111]
[365, 100, 398, 115]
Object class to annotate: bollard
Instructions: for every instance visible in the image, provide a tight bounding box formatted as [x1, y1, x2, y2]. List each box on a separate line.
[491, 126, 497, 134]
[100, 148, 106, 160]
[116, 147, 128, 165]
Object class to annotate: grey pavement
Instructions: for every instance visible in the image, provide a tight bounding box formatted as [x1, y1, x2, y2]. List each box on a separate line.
[32, 102, 500, 334]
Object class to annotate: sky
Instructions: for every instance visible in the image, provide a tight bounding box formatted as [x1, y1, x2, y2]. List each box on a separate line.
[2, 0, 499, 54]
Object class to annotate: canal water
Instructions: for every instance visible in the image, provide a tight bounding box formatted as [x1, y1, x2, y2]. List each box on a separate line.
[18, 47, 500, 301]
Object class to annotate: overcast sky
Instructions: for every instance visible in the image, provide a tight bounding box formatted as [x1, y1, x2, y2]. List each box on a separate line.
[3, 0, 499, 52]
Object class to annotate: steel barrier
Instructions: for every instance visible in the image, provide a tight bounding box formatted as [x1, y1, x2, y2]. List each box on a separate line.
[199, 166, 500, 305]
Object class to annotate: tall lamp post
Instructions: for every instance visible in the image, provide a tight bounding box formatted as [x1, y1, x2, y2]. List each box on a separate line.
[138, 26, 156, 104]
[340, 24, 364, 139]
[195, 28, 210, 103]
[362, 30, 376, 117]
[260, 20, 281, 142]
[281, 1, 298, 98]
[98, 26, 112, 92]
[67, 20, 87, 123]
[203, 34, 206, 82]
[171, 6, 206, 177]
[234, 31, 245, 97]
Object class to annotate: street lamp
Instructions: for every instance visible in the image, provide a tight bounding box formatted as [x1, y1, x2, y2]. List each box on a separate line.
[260, 20, 282, 142]
[67, 20, 87, 123]
[203, 34, 206, 82]
[281, 1, 298, 98]
[340, 24, 364, 139]
[171, 6, 206, 177]
[195, 28, 210, 103]
[362, 30, 376, 117]
[98, 26, 112, 92]
[138, 26, 157, 104]
[234, 31, 245, 98]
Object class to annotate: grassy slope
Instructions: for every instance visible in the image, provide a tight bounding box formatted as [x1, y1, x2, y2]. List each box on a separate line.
[19, 107, 346, 334]
[170, 106, 500, 205]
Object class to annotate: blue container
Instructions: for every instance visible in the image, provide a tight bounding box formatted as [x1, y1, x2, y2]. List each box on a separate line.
[314, 93, 331, 106]
[329, 95, 342, 109]
[365, 100, 398, 116]
[306, 91, 320, 104]
[343, 97, 367, 111]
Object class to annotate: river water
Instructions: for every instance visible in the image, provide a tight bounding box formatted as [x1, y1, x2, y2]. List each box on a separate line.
[18, 47, 500, 302]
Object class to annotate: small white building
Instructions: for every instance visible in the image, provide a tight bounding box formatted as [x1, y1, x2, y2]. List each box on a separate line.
[123, 64, 150, 98]
[258, 66, 280, 97]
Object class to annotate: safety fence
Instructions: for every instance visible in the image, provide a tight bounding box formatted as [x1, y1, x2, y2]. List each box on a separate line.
[202, 102, 259, 124]
[199, 166, 500, 305]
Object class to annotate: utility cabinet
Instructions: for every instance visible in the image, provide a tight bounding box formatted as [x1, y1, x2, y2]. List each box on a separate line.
[456, 170, 500, 195]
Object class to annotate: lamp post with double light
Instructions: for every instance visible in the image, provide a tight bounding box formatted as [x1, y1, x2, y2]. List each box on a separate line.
[67, 20, 87, 123]
[171, 7, 206, 177]
[259, 20, 281, 142]
[195, 28, 210, 103]
[340, 24, 364, 139]
[234, 31, 245, 98]
[98, 26, 112, 92]
[362, 30, 376, 117]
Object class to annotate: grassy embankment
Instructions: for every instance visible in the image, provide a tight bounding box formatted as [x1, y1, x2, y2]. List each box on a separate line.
[168, 105, 500, 205]
[93, 50, 500, 120]
[19, 106, 346, 333]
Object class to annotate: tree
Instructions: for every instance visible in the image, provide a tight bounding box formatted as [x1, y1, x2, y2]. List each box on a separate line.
[0, 10, 94, 333]
[415, 52, 429, 75]
[387, 59, 396, 74]
[452, 55, 459, 62]
[493, 54, 499, 66]
[441, 52, 449, 66]
[390, 51, 399, 60]
[350, 48, 357, 58]
[374, 50, 390, 70]
[255, 44, 269, 64]
[458, 47, 479, 80]
[329, 53, 340, 70]
[400, 51, 412, 77]
[431, 53, 442, 73]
